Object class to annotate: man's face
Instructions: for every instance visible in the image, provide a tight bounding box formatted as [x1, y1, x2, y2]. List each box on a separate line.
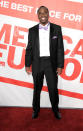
[37, 7, 49, 25]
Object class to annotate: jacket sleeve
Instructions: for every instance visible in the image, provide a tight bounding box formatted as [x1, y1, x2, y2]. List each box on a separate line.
[57, 26, 64, 68]
[25, 29, 33, 67]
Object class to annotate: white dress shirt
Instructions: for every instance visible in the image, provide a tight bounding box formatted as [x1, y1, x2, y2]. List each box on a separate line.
[39, 23, 50, 57]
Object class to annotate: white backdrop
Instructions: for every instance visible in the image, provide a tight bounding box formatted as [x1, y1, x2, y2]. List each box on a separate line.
[0, 0, 83, 108]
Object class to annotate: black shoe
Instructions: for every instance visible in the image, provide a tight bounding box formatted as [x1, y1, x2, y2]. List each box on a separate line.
[32, 111, 38, 119]
[54, 111, 62, 119]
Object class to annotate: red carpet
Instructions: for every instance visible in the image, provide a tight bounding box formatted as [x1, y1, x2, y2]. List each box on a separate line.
[0, 107, 83, 131]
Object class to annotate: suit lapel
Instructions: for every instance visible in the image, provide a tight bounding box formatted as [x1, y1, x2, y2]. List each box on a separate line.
[50, 23, 54, 48]
[34, 24, 40, 57]
[50, 23, 57, 45]
[50, 23, 54, 38]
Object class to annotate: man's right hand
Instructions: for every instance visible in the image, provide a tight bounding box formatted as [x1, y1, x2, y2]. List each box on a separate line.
[25, 67, 32, 74]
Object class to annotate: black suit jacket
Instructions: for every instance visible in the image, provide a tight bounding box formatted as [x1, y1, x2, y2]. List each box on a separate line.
[25, 22, 64, 75]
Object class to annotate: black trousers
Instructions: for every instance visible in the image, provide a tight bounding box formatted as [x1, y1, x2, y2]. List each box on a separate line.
[32, 57, 59, 112]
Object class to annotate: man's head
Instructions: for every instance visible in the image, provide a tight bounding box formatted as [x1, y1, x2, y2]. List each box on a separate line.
[37, 6, 49, 26]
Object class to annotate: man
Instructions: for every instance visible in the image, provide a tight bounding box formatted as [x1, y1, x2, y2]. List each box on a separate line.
[25, 6, 64, 119]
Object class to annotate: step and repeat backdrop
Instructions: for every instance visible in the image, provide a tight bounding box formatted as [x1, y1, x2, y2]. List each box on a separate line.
[0, 0, 83, 108]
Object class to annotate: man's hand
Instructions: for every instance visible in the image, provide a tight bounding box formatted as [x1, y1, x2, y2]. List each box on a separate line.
[56, 68, 62, 75]
[25, 67, 32, 74]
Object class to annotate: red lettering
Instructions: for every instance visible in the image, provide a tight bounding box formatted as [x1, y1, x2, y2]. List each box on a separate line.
[0, 24, 11, 44]
[61, 58, 81, 80]
[0, 44, 7, 57]
[12, 26, 28, 47]
[0, 44, 7, 66]
[70, 39, 83, 59]
[7, 46, 25, 69]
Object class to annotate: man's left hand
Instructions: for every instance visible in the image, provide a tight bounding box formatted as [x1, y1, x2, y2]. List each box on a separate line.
[56, 68, 62, 75]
